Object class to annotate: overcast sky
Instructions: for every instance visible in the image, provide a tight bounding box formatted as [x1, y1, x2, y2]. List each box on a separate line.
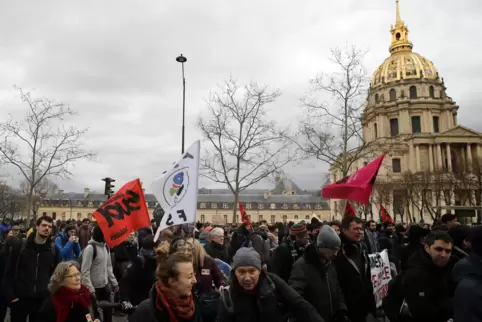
[0, 0, 481, 193]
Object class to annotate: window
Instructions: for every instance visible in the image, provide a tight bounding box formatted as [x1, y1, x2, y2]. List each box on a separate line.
[305, 215, 310, 220]
[77, 212, 82, 219]
[305, 204, 311, 210]
[211, 203, 217, 209]
[282, 203, 288, 210]
[223, 203, 229, 209]
[270, 203, 276, 210]
[390, 118, 399, 136]
[259, 215, 263, 221]
[246, 203, 252, 209]
[294, 215, 299, 220]
[258, 203, 264, 210]
[293, 203, 300, 210]
[392, 158, 401, 173]
[77, 201, 83, 207]
[315, 204, 322, 210]
[433, 116, 440, 133]
[411, 116, 421, 133]
[409, 86, 417, 99]
[88, 201, 93, 207]
[374, 123, 378, 138]
[375, 94, 379, 103]
[87, 213, 92, 219]
[389, 89, 396, 101]
[200, 202, 207, 209]
[201, 215, 205, 223]
[282, 215, 287, 221]
[223, 215, 228, 223]
[42, 212, 47, 216]
[429, 86, 435, 98]
[271, 215, 276, 224]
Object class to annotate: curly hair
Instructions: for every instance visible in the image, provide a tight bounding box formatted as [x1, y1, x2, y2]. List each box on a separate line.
[48, 261, 80, 294]
[156, 252, 193, 285]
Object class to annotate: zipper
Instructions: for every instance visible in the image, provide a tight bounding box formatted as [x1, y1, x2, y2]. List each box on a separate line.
[34, 253, 39, 294]
[326, 272, 333, 316]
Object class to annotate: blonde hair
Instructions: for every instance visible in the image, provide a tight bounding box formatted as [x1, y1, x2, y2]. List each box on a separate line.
[192, 239, 210, 271]
[48, 261, 80, 294]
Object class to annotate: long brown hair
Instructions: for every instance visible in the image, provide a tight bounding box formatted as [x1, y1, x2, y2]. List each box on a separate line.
[156, 252, 193, 285]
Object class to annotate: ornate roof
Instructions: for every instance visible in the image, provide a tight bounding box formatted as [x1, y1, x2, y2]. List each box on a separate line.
[371, 0, 440, 88]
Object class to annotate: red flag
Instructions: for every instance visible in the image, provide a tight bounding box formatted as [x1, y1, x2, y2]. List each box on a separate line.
[380, 205, 394, 224]
[321, 153, 385, 204]
[93, 179, 151, 247]
[344, 201, 356, 217]
[238, 200, 252, 225]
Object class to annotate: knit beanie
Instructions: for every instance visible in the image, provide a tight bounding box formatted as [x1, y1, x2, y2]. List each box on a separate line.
[316, 225, 341, 249]
[232, 247, 262, 271]
[290, 223, 307, 236]
[468, 226, 482, 256]
[92, 225, 105, 243]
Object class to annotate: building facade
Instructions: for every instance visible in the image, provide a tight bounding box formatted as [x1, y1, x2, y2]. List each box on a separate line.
[330, 1, 482, 223]
[37, 177, 330, 224]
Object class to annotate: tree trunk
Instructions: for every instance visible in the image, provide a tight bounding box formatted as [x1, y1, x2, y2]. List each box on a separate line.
[232, 191, 239, 224]
[26, 187, 34, 227]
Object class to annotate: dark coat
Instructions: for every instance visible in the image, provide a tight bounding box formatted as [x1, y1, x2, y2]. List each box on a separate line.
[195, 256, 225, 296]
[379, 231, 401, 266]
[401, 249, 452, 322]
[204, 242, 229, 263]
[217, 271, 323, 322]
[1, 234, 60, 302]
[248, 231, 270, 265]
[289, 244, 347, 322]
[36, 294, 101, 322]
[129, 287, 203, 322]
[452, 253, 482, 322]
[269, 239, 304, 282]
[120, 253, 157, 306]
[333, 236, 376, 322]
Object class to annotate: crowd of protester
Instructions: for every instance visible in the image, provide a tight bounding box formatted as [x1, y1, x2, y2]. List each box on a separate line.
[0, 212, 481, 322]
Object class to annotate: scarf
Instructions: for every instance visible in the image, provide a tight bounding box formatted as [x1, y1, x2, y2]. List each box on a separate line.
[52, 285, 91, 322]
[155, 281, 195, 322]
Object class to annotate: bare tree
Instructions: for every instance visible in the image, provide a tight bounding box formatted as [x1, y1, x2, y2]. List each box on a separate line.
[19, 176, 59, 218]
[296, 45, 372, 178]
[0, 89, 92, 225]
[0, 182, 25, 221]
[198, 78, 292, 222]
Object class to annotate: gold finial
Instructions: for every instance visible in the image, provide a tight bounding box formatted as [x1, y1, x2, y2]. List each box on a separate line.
[389, 0, 413, 54]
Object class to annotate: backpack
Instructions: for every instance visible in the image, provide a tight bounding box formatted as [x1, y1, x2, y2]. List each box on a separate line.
[78, 244, 108, 266]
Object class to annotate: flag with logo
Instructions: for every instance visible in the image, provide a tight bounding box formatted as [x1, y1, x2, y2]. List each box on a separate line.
[321, 153, 386, 204]
[93, 179, 151, 247]
[380, 205, 394, 223]
[238, 200, 252, 225]
[151, 140, 200, 242]
[344, 200, 356, 217]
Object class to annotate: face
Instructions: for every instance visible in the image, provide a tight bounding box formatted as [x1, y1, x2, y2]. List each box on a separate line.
[273, 229, 279, 236]
[212, 234, 224, 245]
[235, 266, 260, 291]
[330, 224, 340, 235]
[343, 221, 364, 242]
[447, 219, 459, 228]
[127, 233, 135, 242]
[425, 240, 452, 267]
[169, 262, 196, 296]
[317, 247, 340, 261]
[8, 229, 20, 237]
[385, 224, 394, 233]
[173, 240, 194, 256]
[63, 265, 81, 290]
[295, 231, 310, 246]
[369, 222, 377, 231]
[36, 220, 53, 238]
[67, 229, 77, 237]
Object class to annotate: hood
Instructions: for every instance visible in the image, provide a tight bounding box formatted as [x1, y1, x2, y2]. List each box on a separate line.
[452, 253, 482, 284]
[88, 239, 106, 246]
[26, 231, 53, 250]
[198, 230, 210, 241]
[251, 230, 267, 240]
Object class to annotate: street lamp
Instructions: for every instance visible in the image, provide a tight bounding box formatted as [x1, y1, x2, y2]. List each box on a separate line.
[176, 54, 187, 154]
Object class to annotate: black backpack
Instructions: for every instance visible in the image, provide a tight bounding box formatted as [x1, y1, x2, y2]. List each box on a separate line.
[78, 244, 108, 266]
[382, 273, 411, 322]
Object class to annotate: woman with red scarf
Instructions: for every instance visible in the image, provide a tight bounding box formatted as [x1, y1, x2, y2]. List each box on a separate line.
[129, 252, 202, 322]
[37, 261, 101, 322]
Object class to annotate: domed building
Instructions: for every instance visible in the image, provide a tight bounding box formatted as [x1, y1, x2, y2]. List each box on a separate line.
[330, 0, 482, 223]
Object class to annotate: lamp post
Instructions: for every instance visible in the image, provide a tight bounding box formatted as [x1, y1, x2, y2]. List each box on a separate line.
[176, 54, 187, 154]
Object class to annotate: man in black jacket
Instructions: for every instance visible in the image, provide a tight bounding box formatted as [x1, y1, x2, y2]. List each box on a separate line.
[290, 225, 349, 322]
[2, 215, 60, 322]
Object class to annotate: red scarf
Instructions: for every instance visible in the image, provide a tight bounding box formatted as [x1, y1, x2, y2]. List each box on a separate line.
[155, 281, 195, 322]
[52, 285, 91, 322]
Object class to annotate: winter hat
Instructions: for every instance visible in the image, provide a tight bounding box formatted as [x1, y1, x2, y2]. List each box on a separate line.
[468, 226, 482, 256]
[92, 225, 105, 243]
[232, 247, 262, 271]
[316, 225, 341, 249]
[199, 230, 210, 242]
[290, 223, 307, 236]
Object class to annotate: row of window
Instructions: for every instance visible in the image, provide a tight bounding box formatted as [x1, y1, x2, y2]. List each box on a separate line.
[41, 212, 92, 220]
[374, 115, 440, 138]
[199, 214, 312, 224]
[42, 200, 158, 209]
[198, 202, 325, 210]
[375, 85, 436, 103]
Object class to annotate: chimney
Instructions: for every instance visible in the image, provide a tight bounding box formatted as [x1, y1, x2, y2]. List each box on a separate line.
[263, 191, 271, 200]
[58, 189, 64, 195]
[84, 188, 90, 199]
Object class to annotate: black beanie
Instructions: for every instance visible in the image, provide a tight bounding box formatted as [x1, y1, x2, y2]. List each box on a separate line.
[92, 225, 105, 243]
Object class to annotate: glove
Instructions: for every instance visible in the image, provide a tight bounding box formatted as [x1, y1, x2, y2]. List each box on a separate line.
[113, 286, 119, 293]
[333, 310, 351, 322]
[121, 301, 134, 311]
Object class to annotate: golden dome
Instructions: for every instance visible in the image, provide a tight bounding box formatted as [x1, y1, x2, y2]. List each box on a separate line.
[371, 0, 439, 88]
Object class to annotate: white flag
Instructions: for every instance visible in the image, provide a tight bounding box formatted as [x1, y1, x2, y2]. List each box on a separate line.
[151, 140, 200, 242]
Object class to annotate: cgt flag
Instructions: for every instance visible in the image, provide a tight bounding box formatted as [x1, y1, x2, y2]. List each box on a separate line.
[151, 140, 200, 242]
[322, 153, 386, 204]
[345, 200, 356, 217]
[93, 179, 151, 248]
[380, 205, 394, 224]
[238, 200, 252, 225]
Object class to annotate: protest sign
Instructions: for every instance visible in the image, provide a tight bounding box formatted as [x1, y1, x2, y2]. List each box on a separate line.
[368, 249, 392, 307]
[151, 140, 200, 241]
[93, 179, 151, 248]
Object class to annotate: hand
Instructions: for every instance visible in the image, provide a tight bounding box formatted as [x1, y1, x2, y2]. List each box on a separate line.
[218, 285, 229, 292]
[113, 286, 119, 293]
[11, 298, 19, 303]
[121, 301, 134, 311]
[69, 236, 76, 243]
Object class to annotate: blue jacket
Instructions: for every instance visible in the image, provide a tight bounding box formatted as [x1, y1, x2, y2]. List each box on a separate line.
[452, 253, 482, 322]
[55, 232, 81, 261]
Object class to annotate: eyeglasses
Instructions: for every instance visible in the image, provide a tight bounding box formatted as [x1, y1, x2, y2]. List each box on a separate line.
[65, 273, 81, 279]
